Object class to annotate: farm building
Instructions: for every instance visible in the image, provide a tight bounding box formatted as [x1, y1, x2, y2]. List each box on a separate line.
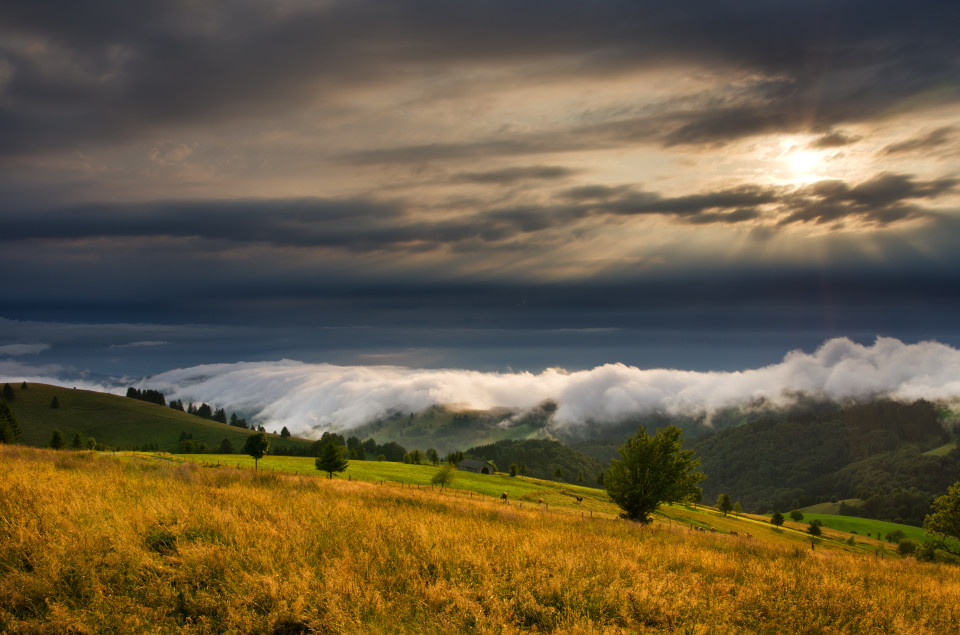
[457, 459, 496, 474]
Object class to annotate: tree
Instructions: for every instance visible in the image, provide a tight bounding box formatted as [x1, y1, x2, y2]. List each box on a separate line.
[431, 464, 455, 488]
[50, 429, 64, 450]
[426, 448, 440, 466]
[577, 470, 585, 483]
[0, 400, 21, 444]
[280, 426, 291, 438]
[219, 438, 234, 454]
[196, 403, 213, 419]
[806, 522, 822, 537]
[212, 408, 227, 423]
[519, 462, 528, 476]
[71, 432, 84, 449]
[446, 450, 464, 466]
[733, 502, 742, 516]
[86, 437, 96, 450]
[509, 463, 518, 477]
[3, 383, 15, 401]
[790, 510, 804, 522]
[716, 493, 734, 516]
[20, 381, 27, 390]
[554, 467, 564, 480]
[604, 425, 704, 523]
[923, 481, 960, 555]
[50, 396, 59, 409]
[243, 431, 270, 469]
[771, 511, 785, 527]
[315, 442, 349, 478]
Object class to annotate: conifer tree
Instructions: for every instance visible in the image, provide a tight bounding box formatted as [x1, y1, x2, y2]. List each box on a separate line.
[50, 396, 60, 409]
[315, 441, 349, 478]
[71, 432, 84, 449]
[2, 383, 14, 401]
[50, 429, 64, 449]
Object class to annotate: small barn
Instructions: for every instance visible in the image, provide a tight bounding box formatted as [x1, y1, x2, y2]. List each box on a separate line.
[457, 459, 496, 474]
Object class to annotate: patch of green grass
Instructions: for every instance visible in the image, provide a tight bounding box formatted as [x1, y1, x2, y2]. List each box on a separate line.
[923, 440, 957, 457]
[790, 513, 926, 542]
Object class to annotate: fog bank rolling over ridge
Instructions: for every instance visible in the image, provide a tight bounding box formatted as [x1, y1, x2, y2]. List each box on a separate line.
[124, 337, 960, 437]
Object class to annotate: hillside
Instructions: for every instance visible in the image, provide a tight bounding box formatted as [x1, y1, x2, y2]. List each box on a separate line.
[689, 399, 958, 523]
[462, 438, 606, 486]
[2, 382, 312, 454]
[3, 445, 959, 633]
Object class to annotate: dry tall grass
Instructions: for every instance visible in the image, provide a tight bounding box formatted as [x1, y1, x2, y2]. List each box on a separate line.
[1, 446, 958, 633]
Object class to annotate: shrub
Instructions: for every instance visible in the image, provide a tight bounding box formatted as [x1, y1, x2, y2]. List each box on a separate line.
[790, 510, 803, 521]
[897, 539, 916, 556]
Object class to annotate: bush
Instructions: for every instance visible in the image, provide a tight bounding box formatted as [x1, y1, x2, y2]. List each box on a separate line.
[790, 510, 803, 521]
[897, 539, 916, 556]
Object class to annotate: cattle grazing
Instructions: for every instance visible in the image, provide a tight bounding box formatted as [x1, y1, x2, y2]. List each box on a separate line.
[575, 496, 584, 504]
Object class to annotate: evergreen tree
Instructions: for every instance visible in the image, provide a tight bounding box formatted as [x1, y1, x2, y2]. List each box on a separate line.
[3, 383, 15, 401]
[0, 400, 21, 443]
[554, 467, 564, 479]
[219, 438, 234, 454]
[577, 470, 584, 483]
[519, 462, 528, 476]
[71, 432, 84, 449]
[213, 408, 227, 423]
[426, 448, 440, 466]
[20, 382, 27, 390]
[86, 437, 96, 451]
[50, 396, 59, 409]
[50, 429, 65, 450]
[280, 426, 291, 438]
[509, 463, 518, 477]
[446, 449, 465, 466]
[315, 442, 349, 478]
[243, 431, 270, 469]
[196, 403, 213, 419]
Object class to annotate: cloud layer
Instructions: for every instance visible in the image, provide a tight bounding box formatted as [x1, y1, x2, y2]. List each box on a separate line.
[122, 337, 960, 437]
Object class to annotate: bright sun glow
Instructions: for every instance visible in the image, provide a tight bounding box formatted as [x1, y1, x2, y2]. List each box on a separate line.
[789, 150, 820, 175]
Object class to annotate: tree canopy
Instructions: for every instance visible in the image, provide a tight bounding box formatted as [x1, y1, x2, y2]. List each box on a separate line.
[923, 481, 960, 555]
[604, 425, 704, 522]
[243, 431, 270, 469]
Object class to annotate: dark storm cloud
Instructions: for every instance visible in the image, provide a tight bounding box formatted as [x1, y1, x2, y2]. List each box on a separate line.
[777, 173, 958, 226]
[882, 127, 956, 155]
[811, 130, 861, 148]
[1, 173, 953, 261]
[2, 1, 958, 157]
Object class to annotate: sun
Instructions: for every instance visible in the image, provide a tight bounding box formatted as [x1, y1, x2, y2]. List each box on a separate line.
[789, 150, 820, 175]
[778, 142, 826, 184]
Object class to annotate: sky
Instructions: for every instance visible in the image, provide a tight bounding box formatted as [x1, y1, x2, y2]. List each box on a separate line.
[2, 1, 960, 428]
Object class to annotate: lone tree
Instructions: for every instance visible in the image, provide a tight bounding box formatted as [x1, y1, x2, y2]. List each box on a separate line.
[315, 441, 349, 479]
[604, 425, 704, 522]
[431, 464, 456, 488]
[923, 481, 960, 556]
[2, 383, 15, 401]
[280, 426, 291, 438]
[790, 510, 804, 522]
[807, 522, 822, 537]
[771, 511, 785, 527]
[243, 431, 270, 470]
[716, 493, 734, 516]
[50, 396, 60, 409]
[50, 429, 65, 450]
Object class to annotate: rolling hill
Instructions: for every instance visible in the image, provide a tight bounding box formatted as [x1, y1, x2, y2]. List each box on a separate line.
[2, 382, 312, 453]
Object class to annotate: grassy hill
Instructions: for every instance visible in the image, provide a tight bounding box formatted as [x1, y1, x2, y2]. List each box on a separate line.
[3, 382, 312, 453]
[3, 444, 959, 633]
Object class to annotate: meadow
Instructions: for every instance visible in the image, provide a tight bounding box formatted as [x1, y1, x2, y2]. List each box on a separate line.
[2, 445, 959, 634]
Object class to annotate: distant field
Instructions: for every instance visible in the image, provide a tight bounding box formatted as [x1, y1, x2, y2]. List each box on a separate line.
[171, 453, 621, 516]
[784, 512, 927, 542]
[924, 440, 957, 456]
[4, 382, 311, 453]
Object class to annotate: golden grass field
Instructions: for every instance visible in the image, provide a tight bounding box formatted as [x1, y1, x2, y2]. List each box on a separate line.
[2, 445, 959, 634]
